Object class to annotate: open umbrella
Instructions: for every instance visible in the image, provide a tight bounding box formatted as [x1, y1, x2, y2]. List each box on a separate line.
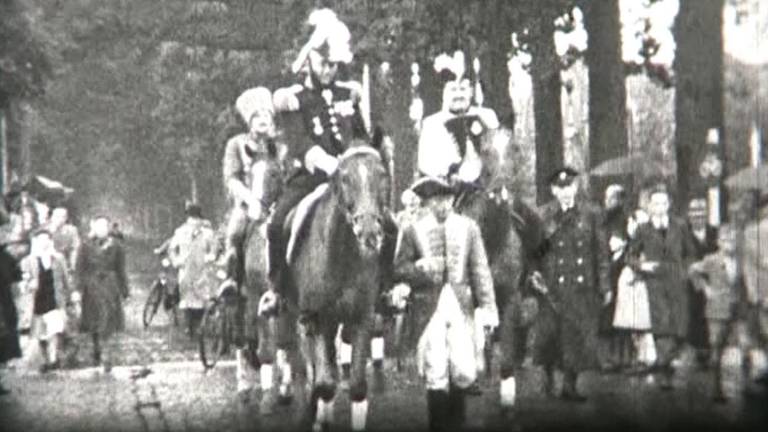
[725, 165, 768, 192]
[589, 153, 663, 178]
[23, 175, 75, 205]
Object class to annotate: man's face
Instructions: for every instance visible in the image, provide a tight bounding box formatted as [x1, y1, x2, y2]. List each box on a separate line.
[687, 200, 707, 229]
[426, 195, 453, 222]
[308, 50, 339, 86]
[31, 233, 53, 256]
[551, 183, 577, 208]
[718, 229, 736, 254]
[92, 218, 110, 238]
[249, 109, 274, 137]
[51, 208, 68, 227]
[443, 79, 472, 113]
[604, 192, 622, 210]
[648, 192, 670, 218]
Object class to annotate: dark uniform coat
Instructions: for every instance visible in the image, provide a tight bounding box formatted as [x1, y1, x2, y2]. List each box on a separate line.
[76, 236, 129, 338]
[627, 217, 696, 338]
[0, 246, 22, 363]
[533, 202, 611, 372]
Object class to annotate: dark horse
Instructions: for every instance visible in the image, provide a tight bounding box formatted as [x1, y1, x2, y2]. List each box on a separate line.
[452, 134, 545, 381]
[237, 155, 294, 410]
[285, 143, 392, 432]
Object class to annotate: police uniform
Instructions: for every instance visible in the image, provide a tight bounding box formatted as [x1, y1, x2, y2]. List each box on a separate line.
[532, 168, 611, 401]
[393, 177, 497, 432]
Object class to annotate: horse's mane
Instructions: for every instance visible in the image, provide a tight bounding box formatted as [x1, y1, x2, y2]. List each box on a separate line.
[338, 145, 382, 162]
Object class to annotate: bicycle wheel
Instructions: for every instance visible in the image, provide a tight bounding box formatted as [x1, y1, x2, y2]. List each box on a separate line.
[199, 301, 227, 369]
[142, 280, 164, 328]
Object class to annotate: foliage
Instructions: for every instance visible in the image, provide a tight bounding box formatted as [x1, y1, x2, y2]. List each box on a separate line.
[0, 0, 51, 103]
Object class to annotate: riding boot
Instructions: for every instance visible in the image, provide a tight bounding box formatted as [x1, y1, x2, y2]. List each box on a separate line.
[426, 390, 450, 432]
[266, 229, 285, 292]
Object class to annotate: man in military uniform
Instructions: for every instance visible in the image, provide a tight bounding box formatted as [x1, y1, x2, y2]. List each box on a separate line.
[269, 8, 369, 295]
[531, 167, 611, 402]
[417, 51, 500, 189]
[393, 177, 498, 432]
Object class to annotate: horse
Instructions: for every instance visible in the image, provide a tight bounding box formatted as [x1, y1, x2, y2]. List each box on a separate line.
[286, 142, 392, 432]
[450, 132, 545, 382]
[237, 154, 295, 411]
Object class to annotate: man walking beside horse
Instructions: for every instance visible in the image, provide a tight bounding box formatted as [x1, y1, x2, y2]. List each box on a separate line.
[394, 176, 498, 432]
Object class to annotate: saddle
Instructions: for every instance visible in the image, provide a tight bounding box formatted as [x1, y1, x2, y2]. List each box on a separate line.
[284, 183, 330, 265]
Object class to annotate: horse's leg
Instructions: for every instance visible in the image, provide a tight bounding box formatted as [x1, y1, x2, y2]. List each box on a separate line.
[276, 308, 294, 405]
[371, 313, 385, 369]
[337, 324, 352, 380]
[256, 313, 278, 414]
[350, 321, 372, 431]
[312, 323, 337, 432]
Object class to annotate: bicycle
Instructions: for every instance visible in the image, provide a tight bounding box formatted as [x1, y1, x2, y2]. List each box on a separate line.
[142, 255, 180, 328]
[198, 275, 241, 369]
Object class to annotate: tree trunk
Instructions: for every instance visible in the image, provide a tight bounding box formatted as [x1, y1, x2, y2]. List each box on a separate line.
[386, 60, 420, 210]
[530, 9, 564, 205]
[479, 0, 514, 128]
[674, 0, 724, 210]
[583, 0, 628, 196]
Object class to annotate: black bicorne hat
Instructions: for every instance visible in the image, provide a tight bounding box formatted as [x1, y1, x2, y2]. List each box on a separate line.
[410, 176, 454, 199]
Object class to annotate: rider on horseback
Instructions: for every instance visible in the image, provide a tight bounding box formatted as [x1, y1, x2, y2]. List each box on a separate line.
[269, 9, 369, 297]
[222, 86, 284, 284]
[417, 50, 501, 190]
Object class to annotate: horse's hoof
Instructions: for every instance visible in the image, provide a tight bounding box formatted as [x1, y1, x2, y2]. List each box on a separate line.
[278, 387, 294, 406]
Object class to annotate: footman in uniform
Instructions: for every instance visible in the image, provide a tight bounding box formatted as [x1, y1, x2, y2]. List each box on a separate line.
[394, 176, 498, 432]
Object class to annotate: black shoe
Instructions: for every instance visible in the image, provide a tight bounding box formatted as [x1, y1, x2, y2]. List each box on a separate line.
[712, 392, 728, 404]
[0, 386, 10, 396]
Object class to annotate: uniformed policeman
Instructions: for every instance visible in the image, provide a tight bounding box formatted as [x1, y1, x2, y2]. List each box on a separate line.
[269, 8, 369, 295]
[394, 176, 498, 432]
[530, 167, 611, 402]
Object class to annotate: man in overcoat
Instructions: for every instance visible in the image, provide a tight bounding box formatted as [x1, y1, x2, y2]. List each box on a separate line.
[741, 195, 768, 394]
[76, 216, 129, 373]
[531, 167, 611, 402]
[394, 177, 498, 432]
[627, 182, 696, 389]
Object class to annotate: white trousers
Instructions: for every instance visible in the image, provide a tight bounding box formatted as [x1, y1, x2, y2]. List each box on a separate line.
[417, 285, 478, 391]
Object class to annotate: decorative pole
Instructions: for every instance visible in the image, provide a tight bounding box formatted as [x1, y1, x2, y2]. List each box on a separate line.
[361, 63, 372, 134]
[409, 62, 423, 134]
[750, 121, 762, 168]
[473, 57, 484, 107]
[699, 128, 724, 226]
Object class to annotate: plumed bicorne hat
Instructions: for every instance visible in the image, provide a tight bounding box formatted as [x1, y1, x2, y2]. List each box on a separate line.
[291, 9, 353, 74]
[410, 176, 454, 199]
[433, 51, 469, 85]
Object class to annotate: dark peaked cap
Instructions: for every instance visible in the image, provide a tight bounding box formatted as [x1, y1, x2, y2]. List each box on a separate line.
[549, 167, 579, 186]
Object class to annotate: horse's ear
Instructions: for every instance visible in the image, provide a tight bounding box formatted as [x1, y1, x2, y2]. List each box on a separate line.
[371, 126, 384, 149]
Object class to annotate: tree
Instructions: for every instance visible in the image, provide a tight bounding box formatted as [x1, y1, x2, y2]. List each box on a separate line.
[674, 0, 725, 209]
[582, 0, 628, 195]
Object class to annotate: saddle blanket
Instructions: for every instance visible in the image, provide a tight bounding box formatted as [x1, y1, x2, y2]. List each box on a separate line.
[286, 183, 330, 264]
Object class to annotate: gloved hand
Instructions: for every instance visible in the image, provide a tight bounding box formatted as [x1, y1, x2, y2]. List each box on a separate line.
[390, 283, 411, 310]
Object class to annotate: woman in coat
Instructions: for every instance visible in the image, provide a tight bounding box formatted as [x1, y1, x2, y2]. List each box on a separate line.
[76, 216, 129, 372]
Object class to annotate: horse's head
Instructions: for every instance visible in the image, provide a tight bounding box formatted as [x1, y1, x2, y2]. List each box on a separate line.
[331, 142, 391, 257]
[249, 157, 283, 222]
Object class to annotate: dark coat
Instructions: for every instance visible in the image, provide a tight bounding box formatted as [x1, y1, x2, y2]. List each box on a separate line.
[628, 217, 696, 338]
[0, 247, 22, 363]
[76, 236, 129, 337]
[686, 223, 718, 348]
[532, 202, 611, 371]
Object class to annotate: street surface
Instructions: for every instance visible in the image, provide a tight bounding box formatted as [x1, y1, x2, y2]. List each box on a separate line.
[1, 241, 766, 432]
